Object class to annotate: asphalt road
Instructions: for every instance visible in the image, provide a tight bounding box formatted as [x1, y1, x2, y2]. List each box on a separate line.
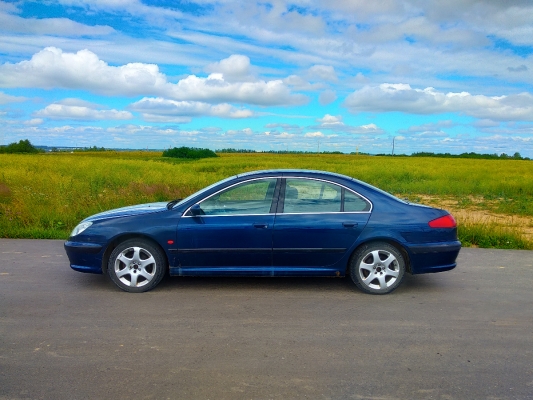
[1, 239, 532, 400]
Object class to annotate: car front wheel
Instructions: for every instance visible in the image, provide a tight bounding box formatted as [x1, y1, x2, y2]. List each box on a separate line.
[108, 239, 166, 293]
[350, 242, 405, 294]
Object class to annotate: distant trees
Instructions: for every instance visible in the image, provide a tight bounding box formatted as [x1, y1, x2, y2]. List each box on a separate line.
[162, 146, 218, 159]
[408, 151, 530, 160]
[0, 139, 42, 154]
[0, 139, 530, 161]
[75, 146, 107, 152]
[216, 148, 256, 153]
[217, 148, 347, 155]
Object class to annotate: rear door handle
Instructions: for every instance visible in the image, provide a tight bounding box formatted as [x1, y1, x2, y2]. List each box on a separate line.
[342, 222, 358, 228]
[253, 223, 269, 229]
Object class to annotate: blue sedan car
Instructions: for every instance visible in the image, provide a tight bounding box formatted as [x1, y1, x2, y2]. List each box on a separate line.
[65, 170, 461, 294]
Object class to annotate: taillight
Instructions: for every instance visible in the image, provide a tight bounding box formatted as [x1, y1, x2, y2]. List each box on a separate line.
[428, 214, 456, 228]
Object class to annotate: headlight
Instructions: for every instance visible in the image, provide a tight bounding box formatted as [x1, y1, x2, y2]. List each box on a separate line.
[70, 221, 93, 236]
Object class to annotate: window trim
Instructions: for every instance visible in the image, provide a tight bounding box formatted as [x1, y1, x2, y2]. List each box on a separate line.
[182, 176, 373, 217]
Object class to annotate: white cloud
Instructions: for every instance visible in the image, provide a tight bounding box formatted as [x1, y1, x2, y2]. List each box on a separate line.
[508, 65, 528, 73]
[24, 118, 44, 126]
[416, 131, 448, 138]
[55, 0, 141, 8]
[55, 98, 103, 108]
[319, 90, 337, 105]
[168, 73, 307, 106]
[307, 65, 338, 82]
[0, 91, 27, 105]
[129, 97, 254, 120]
[422, 1, 533, 46]
[313, 114, 384, 135]
[35, 102, 133, 121]
[317, 114, 343, 126]
[225, 128, 255, 136]
[344, 84, 533, 121]
[402, 120, 455, 133]
[133, 115, 193, 123]
[205, 54, 253, 82]
[1, 2, 531, 96]
[0, 11, 114, 36]
[304, 131, 324, 138]
[0, 2, 18, 12]
[264, 123, 300, 130]
[359, 124, 380, 132]
[277, 132, 295, 138]
[54, 0, 185, 21]
[473, 119, 500, 128]
[0, 47, 168, 96]
[353, 73, 369, 83]
[0, 47, 307, 106]
[282, 75, 324, 92]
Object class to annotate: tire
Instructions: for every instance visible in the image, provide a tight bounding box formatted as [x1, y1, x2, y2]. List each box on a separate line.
[108, 239, 166, 293]
[349, 242, 406, 294]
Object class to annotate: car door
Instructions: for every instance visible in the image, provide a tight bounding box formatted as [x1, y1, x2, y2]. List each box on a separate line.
[175, 178, 279, 275]
[272, 177, 371, 274]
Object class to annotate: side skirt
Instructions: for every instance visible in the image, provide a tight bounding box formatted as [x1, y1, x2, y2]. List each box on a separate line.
[169, 266, 345, 277]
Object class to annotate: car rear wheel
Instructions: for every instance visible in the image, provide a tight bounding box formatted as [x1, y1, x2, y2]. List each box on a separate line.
[108, 239, 166, 293]
[350, 242, 405, 294]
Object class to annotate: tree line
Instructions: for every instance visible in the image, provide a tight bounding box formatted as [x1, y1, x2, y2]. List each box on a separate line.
[1, 140, 530, 160]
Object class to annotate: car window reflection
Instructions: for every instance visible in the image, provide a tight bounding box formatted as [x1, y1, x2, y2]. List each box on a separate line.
[284, 179, 342, 213]
[283, 178, 371, 213]
[199, 178, 277, 216]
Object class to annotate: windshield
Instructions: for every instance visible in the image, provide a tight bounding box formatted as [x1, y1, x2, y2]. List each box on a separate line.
[168, 175, 237, 209]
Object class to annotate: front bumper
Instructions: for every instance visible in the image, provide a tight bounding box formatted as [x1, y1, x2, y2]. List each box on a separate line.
[64, 241, 104, 274]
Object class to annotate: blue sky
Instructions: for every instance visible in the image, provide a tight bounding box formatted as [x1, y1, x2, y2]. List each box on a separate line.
[1, 0, 533, 155]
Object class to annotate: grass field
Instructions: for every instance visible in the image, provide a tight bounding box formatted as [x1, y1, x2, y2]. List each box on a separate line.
[1, 151, 532, 249]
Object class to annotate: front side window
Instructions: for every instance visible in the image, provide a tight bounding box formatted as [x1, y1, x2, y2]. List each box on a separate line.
[198, 178, 277, 216]
[282, 178, 370, 213]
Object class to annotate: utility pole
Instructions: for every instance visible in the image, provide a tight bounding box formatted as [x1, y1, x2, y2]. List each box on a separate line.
[317, 140, 320, 154]
[392, 137, 395, 156]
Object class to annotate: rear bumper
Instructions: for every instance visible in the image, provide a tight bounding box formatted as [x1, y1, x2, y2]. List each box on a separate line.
[64, 241, 104, 274]
[407, 240, 461, 274]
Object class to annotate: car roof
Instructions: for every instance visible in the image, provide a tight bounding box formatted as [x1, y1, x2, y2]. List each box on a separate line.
[236, 169, 355, 181]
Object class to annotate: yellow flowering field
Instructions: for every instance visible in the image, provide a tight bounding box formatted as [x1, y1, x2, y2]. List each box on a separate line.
[1, 152, 532, 248]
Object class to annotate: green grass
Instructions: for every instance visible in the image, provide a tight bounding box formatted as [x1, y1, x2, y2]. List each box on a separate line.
[1, 152, 532, 249]
[458, 223, 532, 250]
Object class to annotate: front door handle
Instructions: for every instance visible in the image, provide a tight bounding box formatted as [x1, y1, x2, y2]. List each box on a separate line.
[342, 222, 358, 228]
[253, 223, 269, 229]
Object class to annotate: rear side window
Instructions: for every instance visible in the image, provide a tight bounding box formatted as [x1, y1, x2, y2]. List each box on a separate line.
[284, 179, 341, 213]
[282, 178, 370, 213]
[344, 190, 371, 212]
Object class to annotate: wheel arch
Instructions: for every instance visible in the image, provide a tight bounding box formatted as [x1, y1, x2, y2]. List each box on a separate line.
[346, 238, 412, 275]
[101, 233, 169, 275]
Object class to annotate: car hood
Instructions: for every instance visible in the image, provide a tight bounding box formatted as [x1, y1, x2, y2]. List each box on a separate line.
[84, 202, 169, 221]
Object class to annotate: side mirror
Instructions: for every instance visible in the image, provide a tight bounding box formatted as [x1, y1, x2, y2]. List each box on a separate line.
[190, 204, 203, 216]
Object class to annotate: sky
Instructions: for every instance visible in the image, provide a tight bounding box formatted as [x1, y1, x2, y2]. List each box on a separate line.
[1, 0, 533, 155]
